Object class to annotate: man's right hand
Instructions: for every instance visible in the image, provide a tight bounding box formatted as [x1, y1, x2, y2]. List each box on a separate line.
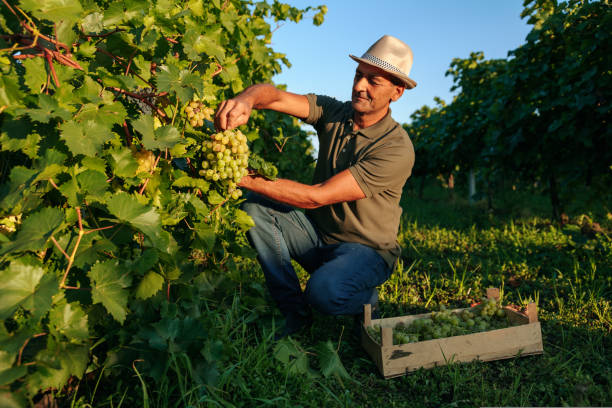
[214, 84, 310, 131]
[214, 97, 252, 131]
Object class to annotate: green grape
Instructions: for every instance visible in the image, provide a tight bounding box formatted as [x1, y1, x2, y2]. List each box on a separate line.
[197, 129, 251, 198]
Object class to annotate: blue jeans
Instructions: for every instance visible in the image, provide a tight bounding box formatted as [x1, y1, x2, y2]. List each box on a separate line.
[242, 193, 392, 318]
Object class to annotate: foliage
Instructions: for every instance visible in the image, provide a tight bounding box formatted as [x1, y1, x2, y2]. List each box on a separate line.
[404, 0, 612, 218]
[48, 182, 611, 407]
[0, 0, 327, 403]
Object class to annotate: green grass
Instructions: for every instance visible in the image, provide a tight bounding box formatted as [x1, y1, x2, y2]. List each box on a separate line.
[68, 182, 611, 407]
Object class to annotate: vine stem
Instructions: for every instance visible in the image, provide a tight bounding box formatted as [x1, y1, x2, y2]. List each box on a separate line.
[138, 153, 161, 194]
[17, 333, 46, 366]
[205, 197, 230, 222]
[95, 47, 153, 88]
[53, 208, 115, 289]
[50, 236, 70, 260]
[107, 86, 168, 120]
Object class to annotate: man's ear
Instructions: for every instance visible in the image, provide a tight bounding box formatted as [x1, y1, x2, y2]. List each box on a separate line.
[390, 86, 405, 102]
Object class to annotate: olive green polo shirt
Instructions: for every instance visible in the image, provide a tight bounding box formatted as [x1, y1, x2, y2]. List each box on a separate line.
[303, 94, 415, 268]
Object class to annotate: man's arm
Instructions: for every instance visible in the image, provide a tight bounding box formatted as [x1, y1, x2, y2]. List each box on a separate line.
[214, 84, 309, 130]
[238, 169, 366, 209]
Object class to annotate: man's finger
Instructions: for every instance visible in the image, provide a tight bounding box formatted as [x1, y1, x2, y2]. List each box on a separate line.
[216, 100, 231, 130]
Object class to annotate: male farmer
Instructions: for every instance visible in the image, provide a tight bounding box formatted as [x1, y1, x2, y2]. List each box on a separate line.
[214, 35, 416, 338]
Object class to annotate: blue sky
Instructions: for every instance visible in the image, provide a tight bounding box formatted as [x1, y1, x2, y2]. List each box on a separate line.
[269, 0, 533, 124]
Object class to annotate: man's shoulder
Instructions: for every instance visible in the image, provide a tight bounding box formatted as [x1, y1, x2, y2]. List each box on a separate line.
[307, 94, 351, 111]
[305, 94, 352, 126]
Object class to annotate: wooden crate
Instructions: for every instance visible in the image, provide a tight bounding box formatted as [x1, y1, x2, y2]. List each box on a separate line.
[361, 288, 544, 378]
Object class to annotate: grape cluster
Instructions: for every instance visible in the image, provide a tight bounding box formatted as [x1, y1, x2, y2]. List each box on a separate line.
[366, 298, 511, 345]
[185, 100, 214, 128]
[198, 129, 249, 199]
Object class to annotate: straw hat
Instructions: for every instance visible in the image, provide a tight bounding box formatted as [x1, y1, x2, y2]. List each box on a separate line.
[349, 35, 417, 89]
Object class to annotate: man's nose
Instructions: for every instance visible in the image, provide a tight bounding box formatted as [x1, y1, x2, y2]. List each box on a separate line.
[353, 76, 367, 92]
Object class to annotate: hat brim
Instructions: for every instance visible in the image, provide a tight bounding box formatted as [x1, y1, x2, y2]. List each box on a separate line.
[349, 54, 417, 89]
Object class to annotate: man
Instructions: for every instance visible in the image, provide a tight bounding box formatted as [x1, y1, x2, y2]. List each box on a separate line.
[214, 35, 416, 338]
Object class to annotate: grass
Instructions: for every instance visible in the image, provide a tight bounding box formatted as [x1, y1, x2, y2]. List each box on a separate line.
[69, 182, 611, 407]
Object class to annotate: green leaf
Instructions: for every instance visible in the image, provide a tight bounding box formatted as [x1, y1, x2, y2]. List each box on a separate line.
[48, 296, 89, 342]
[273, 339, 318, 378]
[0, 75, 24, 109]
[106, 192, 172, 252]
[82, 12, 104, 33]
[0, 262, 58, 320]
[172, 176, 210, 192]
[26, 94, 72, 123]
[314, 340, 351, 384]
[27, 341, 88, 394]
[0, 207, 64, 256]
[156, 65, 204, 101]
[194, 221, 215, 250]
[131, 248, 159, 274]
[81, 157, 107, 174]
[78, 102, 126, 128]
[135, 272, 164, 299]
[126, 115, 179, 151]
[88, 260, 131, 324]
[0, 366, 27, 386]
[207, 190, 225, 205]
[77, 169, 108, 201]
[148, 126, 182, 150]
[0, 390, 27, 408]
[109, 148, 138, 178]
[233, 209, 254, 231]
[21, 58, 47, 93]
[20, 0, 83, 22]
[59, 120, 113, 157]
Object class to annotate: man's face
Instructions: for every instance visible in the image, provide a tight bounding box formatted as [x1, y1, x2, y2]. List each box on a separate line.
[351, 63, 404, 115]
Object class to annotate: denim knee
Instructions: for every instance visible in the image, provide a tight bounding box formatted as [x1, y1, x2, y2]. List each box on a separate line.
[304, 274, 344, 315]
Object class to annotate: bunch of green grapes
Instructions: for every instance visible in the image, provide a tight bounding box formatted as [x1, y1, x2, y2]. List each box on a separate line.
[198, 129, 249, 199]
[185, 100, 214, 128]
[366, 298, 512, 345]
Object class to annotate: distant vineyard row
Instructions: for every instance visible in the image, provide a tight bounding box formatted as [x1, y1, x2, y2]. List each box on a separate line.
[404, 0, 611, 218]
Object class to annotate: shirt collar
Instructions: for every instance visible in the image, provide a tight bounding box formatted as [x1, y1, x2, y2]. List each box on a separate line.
[347, 108, 396, 139]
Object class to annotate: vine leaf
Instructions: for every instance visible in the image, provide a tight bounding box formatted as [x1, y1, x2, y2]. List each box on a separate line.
[133, 115, 182, 150]
[48, 296, 89, 342]
[233, 209, 255, 231]
[135, 271, 165, 299]
[20, 0, 84, 23]
[88, 260, 131, 324]
[59, 120, 113, 157]
[106, 192, 173, 252]
[314, 340, 351, 386]
[27, 341, 88, 394]
[194, 221, 216, 250]
[0, 207, 64, 256]
[109, 148, 139, 178]
[273, 339, 318, 378]
[156, 64, 203, 101]
[26, 94, 72, 123]
[22, 58, 48, 94]
[0, 262, 58, 320]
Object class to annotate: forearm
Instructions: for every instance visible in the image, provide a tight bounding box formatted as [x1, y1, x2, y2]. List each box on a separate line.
[239, 84, 286, 110]
[239, 175, 326, 209]
[238, 168, 366, 209]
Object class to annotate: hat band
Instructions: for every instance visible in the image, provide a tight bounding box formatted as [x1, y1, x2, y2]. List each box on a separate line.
[360, 53, 406, 77]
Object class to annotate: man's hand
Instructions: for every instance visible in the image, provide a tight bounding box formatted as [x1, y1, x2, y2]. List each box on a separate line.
[214, 97, 252, 131]
[214, 84, 309, 131]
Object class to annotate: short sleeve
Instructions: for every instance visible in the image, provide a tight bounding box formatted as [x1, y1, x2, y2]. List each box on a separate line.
[304, 94, 345, 131]
[348, 137, 415, 198]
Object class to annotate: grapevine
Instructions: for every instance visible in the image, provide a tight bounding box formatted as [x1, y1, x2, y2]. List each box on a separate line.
[0, 0, 325, 403]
